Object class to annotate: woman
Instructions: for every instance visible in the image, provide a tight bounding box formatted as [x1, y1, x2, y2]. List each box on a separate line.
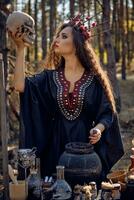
[13, 15, 124, 180]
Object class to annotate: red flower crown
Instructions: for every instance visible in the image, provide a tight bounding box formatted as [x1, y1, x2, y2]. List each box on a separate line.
[68, 13, 97, 40]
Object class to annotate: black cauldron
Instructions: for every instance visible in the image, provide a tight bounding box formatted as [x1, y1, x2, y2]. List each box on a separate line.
[58, 142, 102, 187]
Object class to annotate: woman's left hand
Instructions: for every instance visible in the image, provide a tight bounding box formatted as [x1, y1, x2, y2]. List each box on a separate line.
[89, 128, 102, 144]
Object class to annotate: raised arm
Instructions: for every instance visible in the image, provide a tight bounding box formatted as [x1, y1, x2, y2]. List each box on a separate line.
[6, 11, 35, 92]
[14, 44, 25, 92]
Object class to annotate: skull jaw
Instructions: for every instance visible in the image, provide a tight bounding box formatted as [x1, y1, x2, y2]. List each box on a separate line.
[23, 35, 35, 47]
[22, 25, 35, 46]
[15, 32, 35, 47]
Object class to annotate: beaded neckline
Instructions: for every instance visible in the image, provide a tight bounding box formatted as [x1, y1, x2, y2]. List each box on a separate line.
[62, 68, 86, 93]
[53, 68, 94, 120]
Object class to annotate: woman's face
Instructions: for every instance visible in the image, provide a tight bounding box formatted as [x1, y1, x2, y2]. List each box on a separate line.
[53, 26, 75, 56]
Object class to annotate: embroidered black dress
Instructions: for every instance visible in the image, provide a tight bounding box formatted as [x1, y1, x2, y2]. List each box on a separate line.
[19, 68, 124, 179]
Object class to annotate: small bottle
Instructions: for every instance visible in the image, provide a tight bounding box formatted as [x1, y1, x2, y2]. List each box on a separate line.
[73, 193, 82, 200]
[52, 165, 72, 200]
[73, 184, 82, 200]
[28, 158, 42, 200]
[101, 182, 112, 200]
[81, 193, 86, 200]
[101, 189, 112, 200]
[111, 183, 121, 200]
[89, 182, 97, 200]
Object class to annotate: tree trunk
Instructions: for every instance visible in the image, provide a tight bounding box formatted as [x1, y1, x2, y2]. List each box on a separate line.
[87, 0, 90, 15]
[112, 0, 120, 63]
[94, 0, 104, 65]
[126, 0, 130, 66]
[70, 0, 75, 17]
[79, 0, 85, 14]
[41, 0, 47, 59]
[119, 0, 127, 80]
[116, 1, 121, 62]
[62, 0, 66, 20]
[26, 0, 31, 61]
[49, 0, 56, 44]
[102, 0, 121, 112]
[0, 11, 9, 198]
[34, 0, 38, 67]
[131, 0, 134, 60]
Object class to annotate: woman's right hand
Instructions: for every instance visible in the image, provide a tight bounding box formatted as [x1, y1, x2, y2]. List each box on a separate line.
[89, 128, 102, 144]
[8, 31, 26, 50]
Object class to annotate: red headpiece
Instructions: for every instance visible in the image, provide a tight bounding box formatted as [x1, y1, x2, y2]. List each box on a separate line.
[68, 13, 97, 40]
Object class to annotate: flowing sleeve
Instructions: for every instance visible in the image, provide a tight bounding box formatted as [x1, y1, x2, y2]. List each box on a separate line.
[19, 70, 54, 156]
[94, 78, 124, 176]
[94, 82, 113, 130]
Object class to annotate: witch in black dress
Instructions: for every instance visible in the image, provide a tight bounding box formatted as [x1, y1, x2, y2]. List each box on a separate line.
[15, 15, 124, 180]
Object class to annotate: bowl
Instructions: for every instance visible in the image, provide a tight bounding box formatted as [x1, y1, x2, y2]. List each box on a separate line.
[107, 170, 127, 183]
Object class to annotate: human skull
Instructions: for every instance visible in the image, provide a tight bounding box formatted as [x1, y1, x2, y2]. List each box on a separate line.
[6, 11, 35, 46]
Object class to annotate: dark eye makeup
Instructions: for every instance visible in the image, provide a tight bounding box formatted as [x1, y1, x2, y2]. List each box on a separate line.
[55, 32, 68, 39]
[62, 34, 67, 39]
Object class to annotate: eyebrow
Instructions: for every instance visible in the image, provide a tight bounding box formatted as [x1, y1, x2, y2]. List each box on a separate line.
[61, 32, 68, 35]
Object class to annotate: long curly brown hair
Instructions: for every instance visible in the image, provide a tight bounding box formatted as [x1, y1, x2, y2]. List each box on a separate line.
[44, 23, 116, 113]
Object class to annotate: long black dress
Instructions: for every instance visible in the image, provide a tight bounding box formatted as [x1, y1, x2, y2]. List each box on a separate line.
[19, 68, 124, 179]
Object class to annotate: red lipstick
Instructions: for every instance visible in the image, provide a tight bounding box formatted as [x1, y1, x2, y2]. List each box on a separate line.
[54, 42, 59, 48]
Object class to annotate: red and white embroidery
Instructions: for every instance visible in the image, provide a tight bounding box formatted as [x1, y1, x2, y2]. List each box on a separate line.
[53, 68, 94, 120]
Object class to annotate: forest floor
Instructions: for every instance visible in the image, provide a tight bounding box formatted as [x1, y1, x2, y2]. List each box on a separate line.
[112, 72, 134, 171]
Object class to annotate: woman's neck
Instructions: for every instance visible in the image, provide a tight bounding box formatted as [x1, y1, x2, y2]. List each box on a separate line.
[64, 54, 84, 73]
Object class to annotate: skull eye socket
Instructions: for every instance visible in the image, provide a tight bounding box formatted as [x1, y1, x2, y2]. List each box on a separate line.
[29, 32, 33, 36]
[24, 21, 33, 28]
[21, 27, 25, 33]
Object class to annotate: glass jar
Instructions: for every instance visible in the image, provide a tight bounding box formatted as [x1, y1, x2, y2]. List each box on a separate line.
[52, 166, 72, 200]
[101, 189, 112, 200]
[89, 182, 97, 200]
[111, 183, 121, 200]
[28, 158, 42, 200]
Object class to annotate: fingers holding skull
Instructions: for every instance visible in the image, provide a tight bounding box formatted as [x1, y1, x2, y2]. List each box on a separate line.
[7, 27, 26, 48]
